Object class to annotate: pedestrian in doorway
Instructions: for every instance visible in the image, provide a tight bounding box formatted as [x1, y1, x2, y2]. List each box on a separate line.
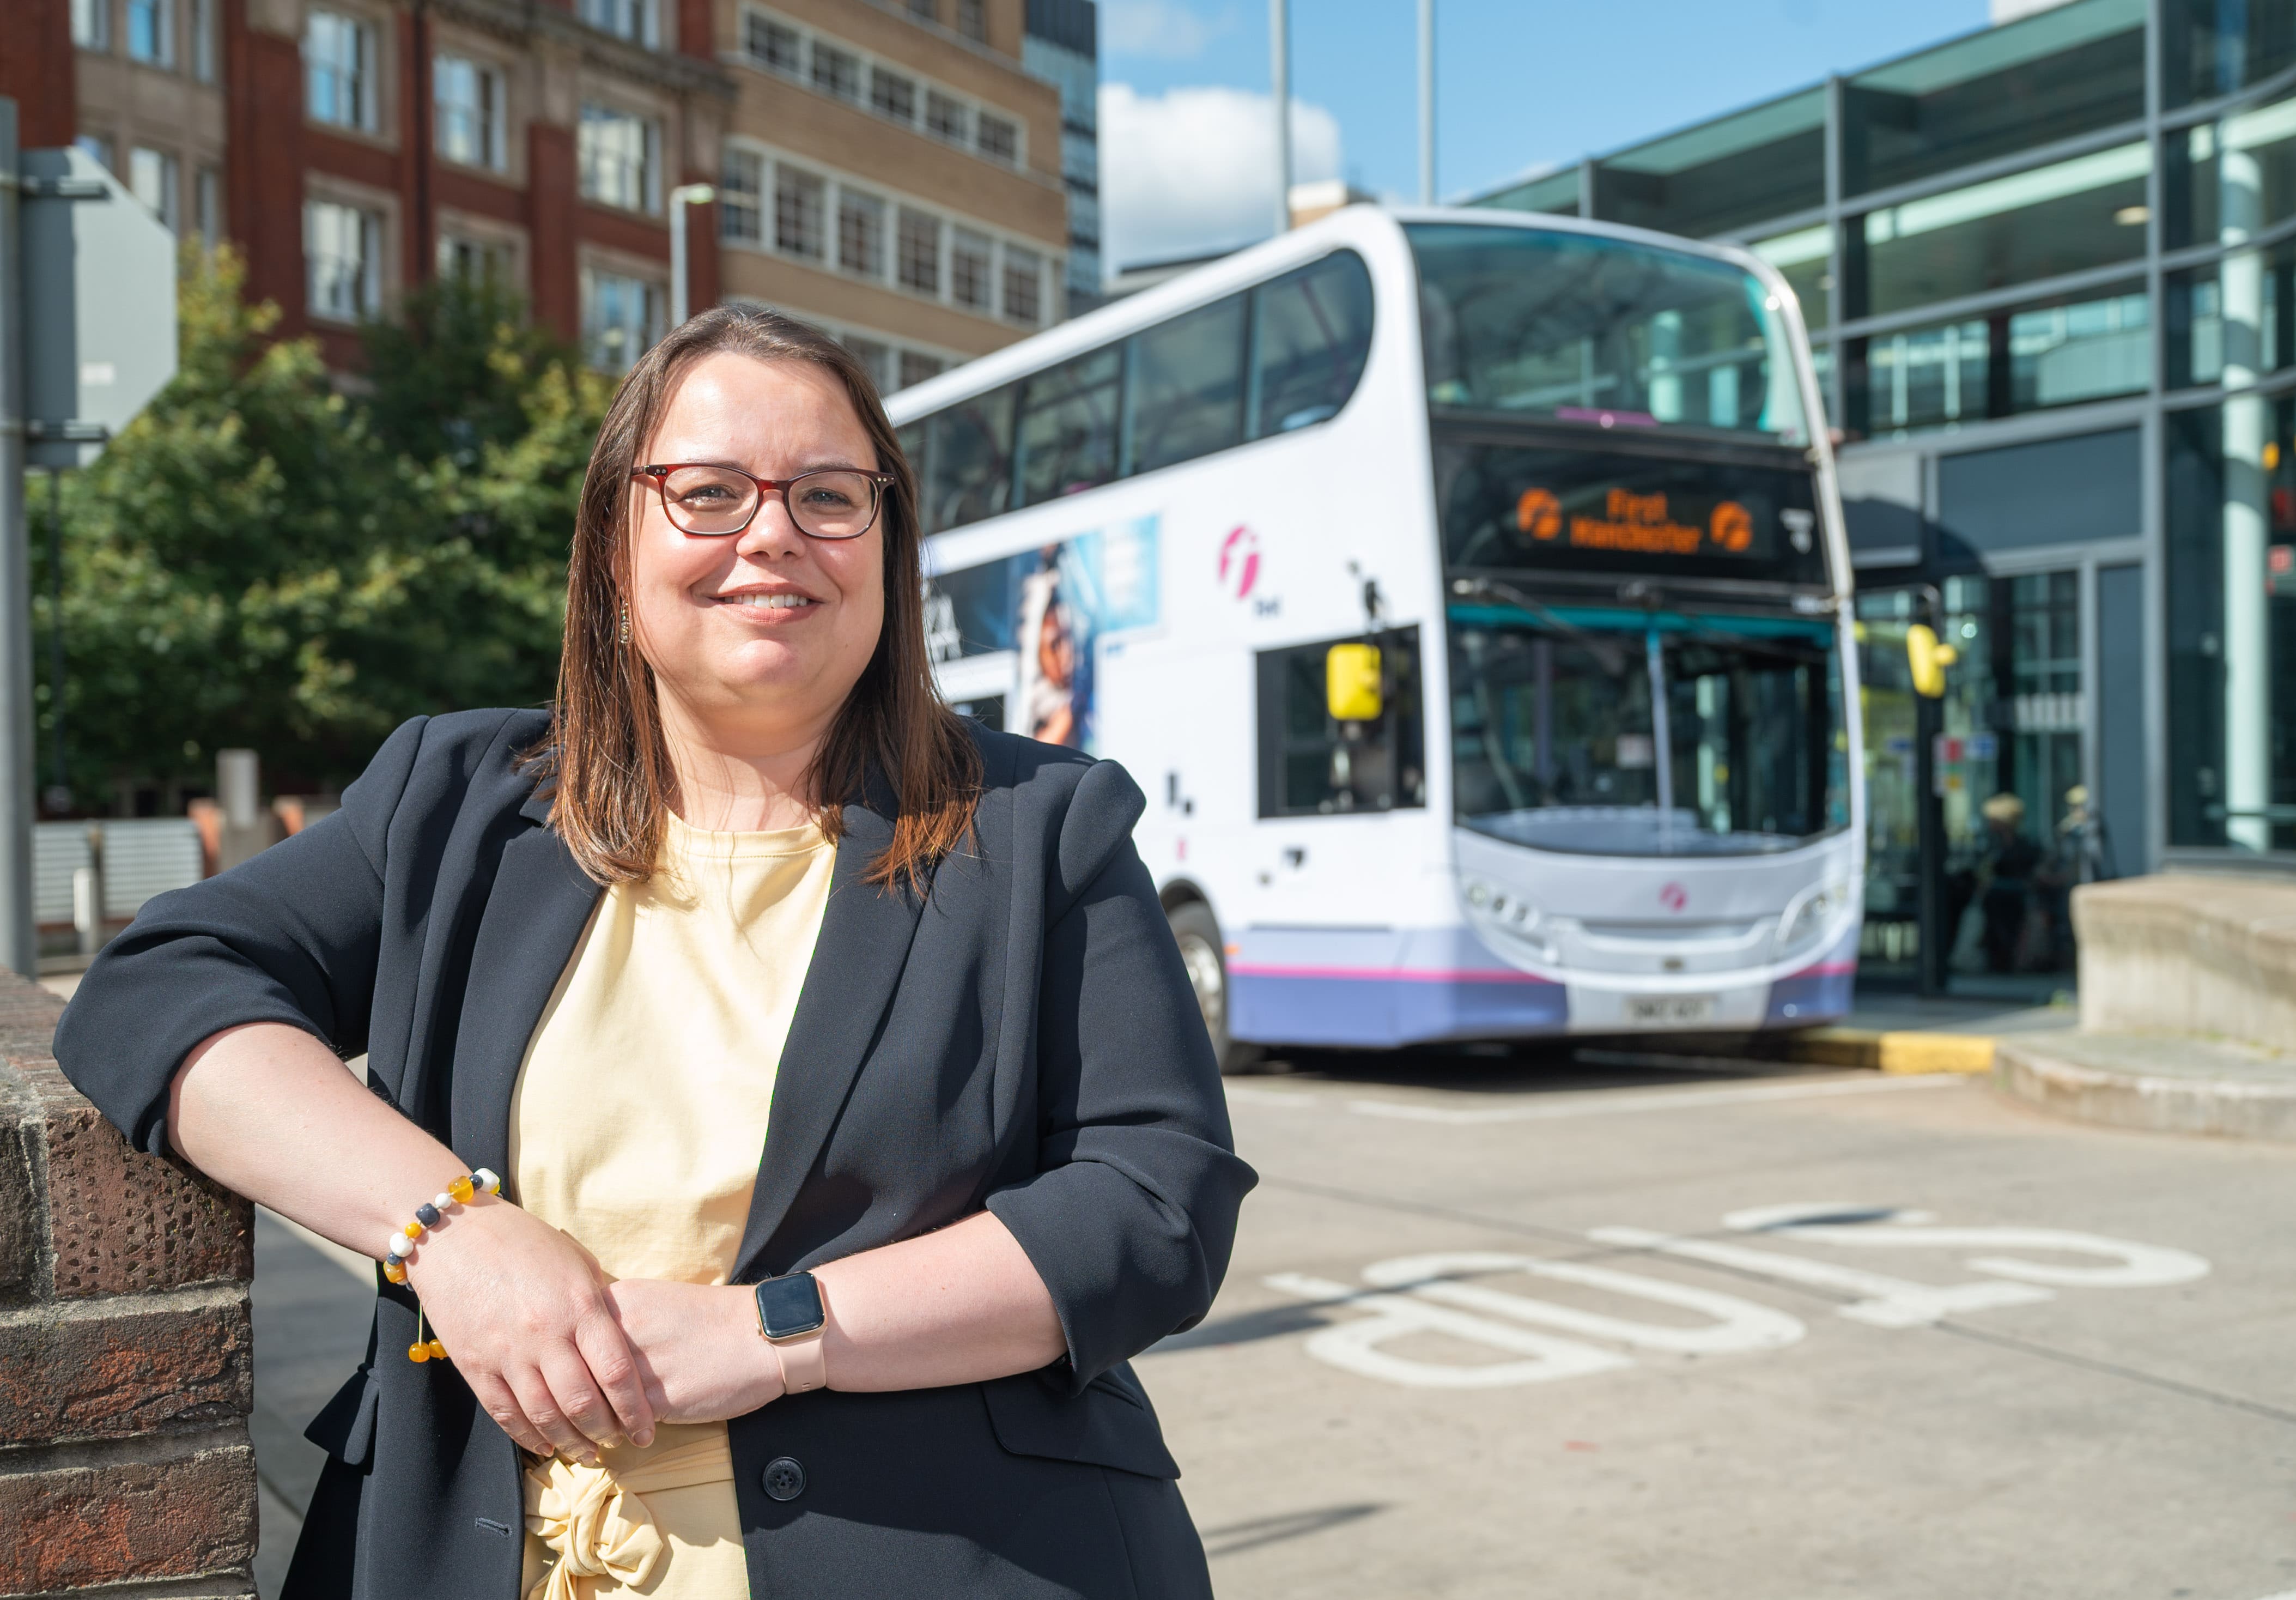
[51, 306, 1254, 1600]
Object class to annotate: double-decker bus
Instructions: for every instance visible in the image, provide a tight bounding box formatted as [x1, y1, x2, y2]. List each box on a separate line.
[890, 205, 1862, 1066]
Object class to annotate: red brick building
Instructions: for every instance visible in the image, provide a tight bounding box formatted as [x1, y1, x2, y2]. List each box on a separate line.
[0, 0, 1078, 385]
[2, 0, 736, 372]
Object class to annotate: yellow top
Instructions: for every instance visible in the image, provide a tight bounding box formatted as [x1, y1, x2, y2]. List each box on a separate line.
[509, 810, 836, 1600]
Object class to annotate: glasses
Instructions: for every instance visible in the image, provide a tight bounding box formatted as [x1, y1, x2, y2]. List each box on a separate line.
[634, 463, 896, 540]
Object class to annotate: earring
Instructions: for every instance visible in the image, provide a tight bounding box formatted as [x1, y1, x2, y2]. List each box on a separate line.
[618, 605, 631, 645]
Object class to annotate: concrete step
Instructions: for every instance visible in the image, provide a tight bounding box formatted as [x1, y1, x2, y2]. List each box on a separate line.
[1993, 1028, 2296, 1142]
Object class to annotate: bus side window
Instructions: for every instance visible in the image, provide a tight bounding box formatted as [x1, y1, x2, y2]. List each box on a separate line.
[1250, 251, 1376, 440]
[1125, 294, 1248, 477]
[927, 386, 1016, 535]
[1255, 627, 1426, 819]
[1017, 346, 1124, 506]
[896, 421, 931, 531]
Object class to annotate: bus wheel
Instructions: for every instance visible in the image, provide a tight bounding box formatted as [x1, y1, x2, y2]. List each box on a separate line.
[1168, 900, 1263, 1075]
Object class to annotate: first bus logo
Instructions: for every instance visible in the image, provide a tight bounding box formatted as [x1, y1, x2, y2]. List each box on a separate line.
[1218, 525, 1261, 600]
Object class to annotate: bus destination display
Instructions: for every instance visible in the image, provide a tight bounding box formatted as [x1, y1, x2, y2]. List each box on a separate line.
[1438, 442, 1826, 586]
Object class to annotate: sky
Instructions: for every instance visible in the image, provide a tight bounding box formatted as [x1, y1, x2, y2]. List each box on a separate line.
[1098, 0, 1996, 275]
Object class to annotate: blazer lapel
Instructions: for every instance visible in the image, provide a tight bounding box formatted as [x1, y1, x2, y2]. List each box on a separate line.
[451, 791, 605, 1184]
[730, 794, 928, 1282]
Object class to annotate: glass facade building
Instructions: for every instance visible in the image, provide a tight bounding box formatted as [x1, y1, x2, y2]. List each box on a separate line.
[1474, 0, 2296, 997]
[1022, 0, 1102, 312]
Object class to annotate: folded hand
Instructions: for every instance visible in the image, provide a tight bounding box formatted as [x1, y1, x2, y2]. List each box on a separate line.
[607, 1278, 785, 1426]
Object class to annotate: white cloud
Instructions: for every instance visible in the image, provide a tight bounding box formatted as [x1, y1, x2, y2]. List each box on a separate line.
[1102, 0, 1234, 61]
[1099, 83, 1343, 276]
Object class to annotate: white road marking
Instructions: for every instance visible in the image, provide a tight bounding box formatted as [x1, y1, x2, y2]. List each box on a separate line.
[1264, 1271, 1635, 1388]
[1226, 1072, 1958, 1125]
[1263, 1204, 2213, 1388]
[1590, 1226, 2057, 1328]
[1359, 1252, 1805, 1355]
[1718, 1208, 2210, 1289]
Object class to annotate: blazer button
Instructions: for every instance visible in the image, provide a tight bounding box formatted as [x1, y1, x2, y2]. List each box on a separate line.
[762, 1456, 806, 1502]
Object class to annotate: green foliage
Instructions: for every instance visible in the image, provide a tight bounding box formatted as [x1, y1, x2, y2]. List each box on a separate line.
[33, 249, 611, 803]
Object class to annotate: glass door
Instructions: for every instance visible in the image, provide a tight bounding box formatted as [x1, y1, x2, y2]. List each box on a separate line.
[1938, 571, 2081, 998]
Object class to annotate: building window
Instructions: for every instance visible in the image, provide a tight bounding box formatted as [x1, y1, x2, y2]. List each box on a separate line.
[908, 0, 937, 19]
[439, 234, 512, 286]
[957, 0, 986, 41]
[129, 147, 179, 233]
[75, 134, 114, 173]
[194, 166, 222, 244]
[71, 0, 108, 51]
[745, 14, 802, 71]
[951, 228, 993, 311]
[126, 0, 173, 65]
[838, 187, 886, 277]
[305, 12, 377, 132]
[812, 43, 861, 101]
[434, 56, 507, 171]
[843, 335, 891, 391]
[191, 0, 216, 80]
[900, 350, 944, 389]
[579, 0, 660, 49]
[579, 105, 659, 213]
[898, 207, 941, 294]
[720, 146, 764, 244]
[870, 68, 916, 124]
[774, 164, 825, 259]
[1852, 142, 2151, 320]
[977, 113, 1018, 166]
[583, 266, 662, 373]
[926, 91, 969, 144]
[1001, 245, 1041, 326]
[307, 198, 382, 322]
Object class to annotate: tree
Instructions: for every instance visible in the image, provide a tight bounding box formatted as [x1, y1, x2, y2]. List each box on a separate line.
[34, 249, 610, 807]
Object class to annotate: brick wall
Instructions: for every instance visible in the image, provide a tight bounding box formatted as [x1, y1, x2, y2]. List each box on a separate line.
[0, 976, 257, 1598]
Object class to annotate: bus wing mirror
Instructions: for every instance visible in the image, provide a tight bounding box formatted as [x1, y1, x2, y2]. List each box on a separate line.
[1906, 624, 1959, 698]
[1327, 643, 1384, 721]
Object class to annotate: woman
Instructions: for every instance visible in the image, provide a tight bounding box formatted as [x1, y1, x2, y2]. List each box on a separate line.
[54, 306, 1254, 1599]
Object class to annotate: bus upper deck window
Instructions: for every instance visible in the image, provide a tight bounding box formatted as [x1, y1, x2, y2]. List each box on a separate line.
[1127, 295, 1248, 476]
[927, 386, 1016, 534]
[1250, 252, 1375, 440]
[1017, 347, 1123, 507]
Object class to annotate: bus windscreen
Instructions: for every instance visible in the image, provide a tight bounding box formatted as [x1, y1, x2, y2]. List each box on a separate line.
[1410, 223, 1809, 443]
[1435, 440, 1829, 587]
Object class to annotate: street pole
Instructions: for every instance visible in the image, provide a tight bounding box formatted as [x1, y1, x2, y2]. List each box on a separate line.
[1270, 0, 1291, 236]
[46, 469, 63, 809]
[0, 104, 33, 976]
[668, 183, 715, 330]
[1418, 0, 1436, 204]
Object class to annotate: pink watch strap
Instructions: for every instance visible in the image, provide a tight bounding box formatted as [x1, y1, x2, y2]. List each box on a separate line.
[773, 1327, 827, 1395]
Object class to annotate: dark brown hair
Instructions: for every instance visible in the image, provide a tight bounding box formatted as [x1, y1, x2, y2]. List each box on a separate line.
[531, 304, 980, 890]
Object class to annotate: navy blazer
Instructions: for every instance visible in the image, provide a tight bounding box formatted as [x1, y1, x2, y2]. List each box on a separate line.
[54, 708, 1255, 1599]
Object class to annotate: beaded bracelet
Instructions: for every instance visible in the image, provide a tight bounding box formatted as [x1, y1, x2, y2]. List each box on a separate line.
[382, 1168, 499, 1363]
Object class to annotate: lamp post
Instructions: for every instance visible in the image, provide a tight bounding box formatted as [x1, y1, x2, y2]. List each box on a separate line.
[1419, 0, 1436, 204]
[1270, 0, 1291, 235]
[668, 183, 715, 329]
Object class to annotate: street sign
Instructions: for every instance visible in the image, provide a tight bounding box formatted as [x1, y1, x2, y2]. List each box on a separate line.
[19, 144, 178, 468]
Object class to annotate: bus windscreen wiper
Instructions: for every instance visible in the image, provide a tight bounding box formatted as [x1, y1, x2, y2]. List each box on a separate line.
[1449, 575, 1630, 677]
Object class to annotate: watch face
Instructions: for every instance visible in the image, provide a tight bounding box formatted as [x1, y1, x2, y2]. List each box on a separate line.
[756, 1272, 826, 1338]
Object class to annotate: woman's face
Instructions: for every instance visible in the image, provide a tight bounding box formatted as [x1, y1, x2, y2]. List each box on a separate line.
[628, 353, 886, 749]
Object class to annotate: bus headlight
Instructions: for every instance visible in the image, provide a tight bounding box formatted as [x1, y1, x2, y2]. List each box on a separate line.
[1465, 879, 1556, 961]
[1777, 880, 1852, 955]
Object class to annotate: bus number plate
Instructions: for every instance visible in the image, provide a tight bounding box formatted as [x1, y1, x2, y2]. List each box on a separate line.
[1623, 995, 1717, 1027]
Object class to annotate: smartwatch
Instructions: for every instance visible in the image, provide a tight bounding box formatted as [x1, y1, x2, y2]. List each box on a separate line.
[753, 1272, 829, 1395]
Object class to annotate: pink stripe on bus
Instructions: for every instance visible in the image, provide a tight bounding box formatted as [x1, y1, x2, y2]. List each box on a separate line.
[1228, 963, 1557, 986]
